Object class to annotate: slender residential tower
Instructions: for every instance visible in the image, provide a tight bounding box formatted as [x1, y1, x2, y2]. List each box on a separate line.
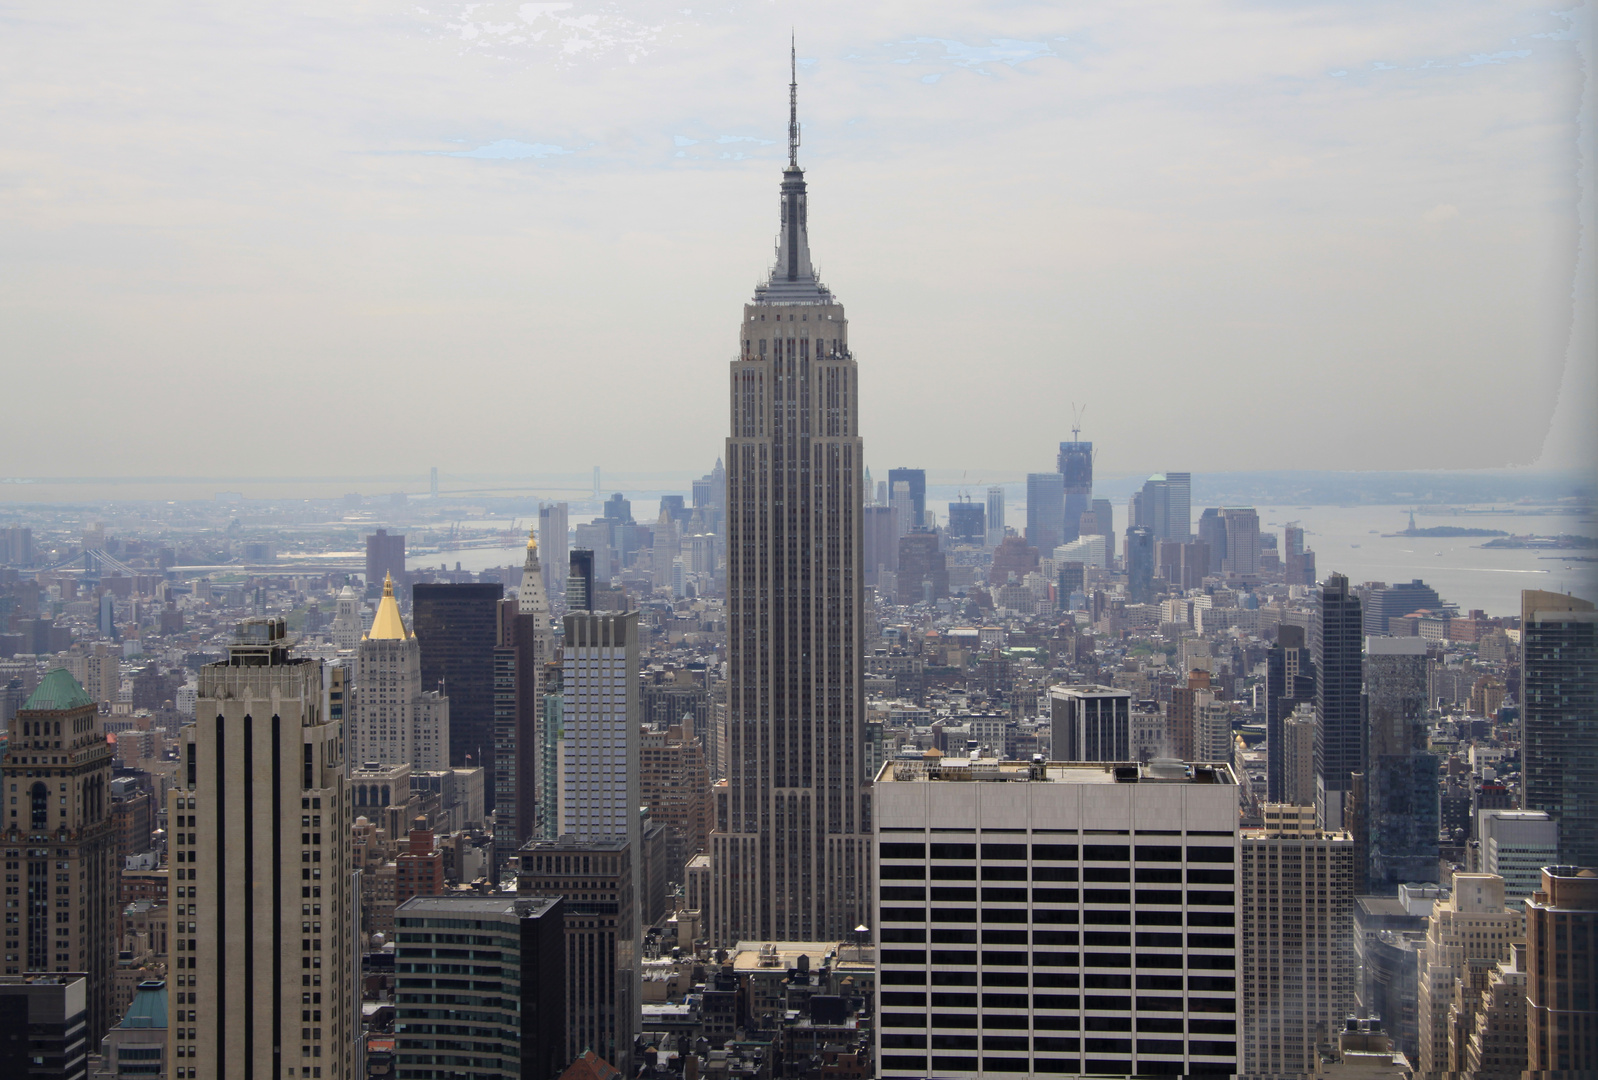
[710, 46, 870, 945]
[493, 528, 554, 856]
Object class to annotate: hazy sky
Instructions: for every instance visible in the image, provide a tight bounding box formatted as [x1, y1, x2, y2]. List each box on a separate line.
[2, 1, 1592, 483]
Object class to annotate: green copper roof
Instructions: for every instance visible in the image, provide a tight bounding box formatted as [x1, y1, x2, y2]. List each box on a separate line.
[118, 980, 167, 1029]
[22, 668, 94, 712]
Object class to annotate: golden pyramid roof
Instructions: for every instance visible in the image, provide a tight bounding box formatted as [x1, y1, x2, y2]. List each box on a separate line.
[368, 572, 409, 640]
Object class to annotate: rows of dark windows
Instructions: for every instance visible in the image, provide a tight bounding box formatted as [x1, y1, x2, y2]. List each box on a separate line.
[880, 842, 1233, 862]
[881, 1055, 1237, 1076]
[876, 971, 1236, 990]
[882, 1034, 1238, 1050]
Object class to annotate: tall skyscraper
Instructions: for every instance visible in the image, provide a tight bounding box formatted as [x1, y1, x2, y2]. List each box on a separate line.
[393, 895, 565, 1080]
[640, 724, 711, 886]
[557, 611, 639, 848]
[566, 549, 594, 611]
[1091, 497, 1113, 549]
[887, 468, 926, 530]
[492, 530, 555, 856]
[895, 532, 948, 605]
[538, 661, 563, 843]
[412, 582, 503, 799]
[1283, 523, 1314, 587]
[1025, 472, 1065, 553]
[1047, 685, 1130, 761]
[2, 669, 117, 1044]
[1520, 590, 1598, 866]
[1133, 475, 1170, 538]
[890, 481, 914, 539]
[1476, 810, 1558, 905]
[1265, 625, 1315, 802]
[1363, 579, 1444, 636]
[521, 610, 640, 1070]
[1167, 670, 1208, 762]
[711, 55, 870, 946]
[1125, 525, 1155, 603]
[330, 584, 363, 650]
[1164, 471, 1191, 540]
[1416, 873, 1518, 1076]
[364, 528, 404, 595]
[538, 502, 569, 597]
[1058, 559, 1085, 607]
[1057, 439, 1092, 545]
[1219, 507, 1260, 575]
[517, 841, 634, 1071]
[493, 601, 522, 868]
[169, 618, 355, 1078]
[651, 505, 680, 589]
[875, 757, 1241, 1080]
[1240, 806, 1355, 1079]
[1364, 636, 1439, 893]
[1524, 864, 1598, 1075]
[985, 485, 1006, 548]
[1282, 705, 1318, 806]
[862, 505, 897, 587]
[0, 525, 33, 566]
[1197, 508, 1227, 569]
[1314, 572, 1364, 831]
[351, 573, 450, 771]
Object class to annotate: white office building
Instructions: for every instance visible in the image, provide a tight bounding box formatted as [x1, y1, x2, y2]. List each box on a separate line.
[1054, 535, 1108, 571]
[559, 610, 640, 848]
[1476, 809, 1558, 906]
[874, 757, 1241, 1079]
[986, 486, 1006, 548]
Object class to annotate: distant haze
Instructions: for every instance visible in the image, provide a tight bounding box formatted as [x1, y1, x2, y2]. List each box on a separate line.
[1, 1, 1592, 481]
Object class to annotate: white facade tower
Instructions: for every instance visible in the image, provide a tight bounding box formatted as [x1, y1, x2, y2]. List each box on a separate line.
[518, 527, 555, 827]
[331, 584, 364, 650]
[351, 573, 449, 771]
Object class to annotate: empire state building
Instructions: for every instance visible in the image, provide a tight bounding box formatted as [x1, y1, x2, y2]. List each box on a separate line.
[709, 53, 870, 944]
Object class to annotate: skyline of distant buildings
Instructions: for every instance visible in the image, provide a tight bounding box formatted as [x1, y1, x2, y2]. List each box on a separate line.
[0, 61, 1593, 1080]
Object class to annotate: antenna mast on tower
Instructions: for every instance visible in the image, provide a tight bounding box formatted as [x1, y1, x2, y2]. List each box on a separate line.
[788, 34, 801, 168]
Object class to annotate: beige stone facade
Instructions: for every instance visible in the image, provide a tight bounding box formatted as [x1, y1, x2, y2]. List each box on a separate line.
[168, 619, 354, 1079]
[2, 668, 119, 1044]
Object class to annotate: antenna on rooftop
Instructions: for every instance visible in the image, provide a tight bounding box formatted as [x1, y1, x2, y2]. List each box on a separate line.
[788, 32, 801, 168]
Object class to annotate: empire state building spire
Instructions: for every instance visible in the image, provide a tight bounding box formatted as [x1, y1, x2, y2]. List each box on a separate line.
[756, 38, 831, 304]
[788, 35, 800, 169]
[712, 41, 868, 947]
